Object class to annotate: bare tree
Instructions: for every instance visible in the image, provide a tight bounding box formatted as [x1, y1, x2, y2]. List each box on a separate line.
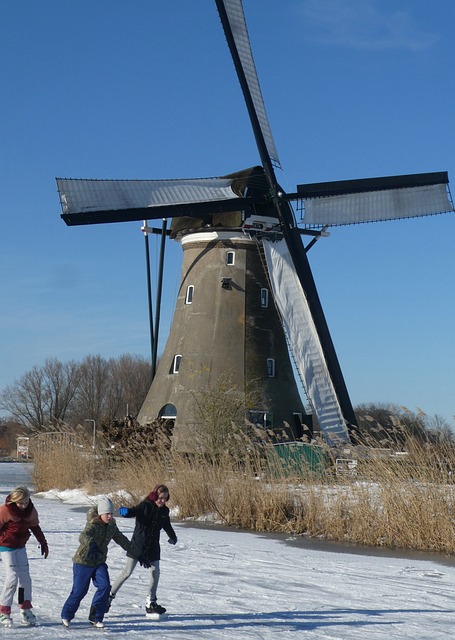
[71, 355, 110, 425]
[42, 358, 81, 424]
[355, 402, 428, 447]
[0, 353, 152, 430]
[190, 374, 262, 463]
[424, 414, 455, 444]
[0, 359, 80, 429]
[105, 354, 151, 420]
[0, 367, 45, 428]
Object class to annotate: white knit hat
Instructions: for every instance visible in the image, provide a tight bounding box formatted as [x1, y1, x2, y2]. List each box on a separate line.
[97, 496, 114, 515]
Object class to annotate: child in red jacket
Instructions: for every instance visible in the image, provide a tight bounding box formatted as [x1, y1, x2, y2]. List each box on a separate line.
[0, 486, 49, 627]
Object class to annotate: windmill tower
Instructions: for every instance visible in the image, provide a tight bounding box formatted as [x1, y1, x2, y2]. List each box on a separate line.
[137, 168, 310, 452]
[56, 0, 453, 451]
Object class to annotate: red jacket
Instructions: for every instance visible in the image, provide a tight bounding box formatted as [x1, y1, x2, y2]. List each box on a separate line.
[0, 496, 46, 549]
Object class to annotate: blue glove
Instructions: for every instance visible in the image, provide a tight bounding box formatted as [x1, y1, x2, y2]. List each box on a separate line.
[138, 554, 151, 568]
[118, 507, 129, 517]
[87, 541, 100, 563]
[168, 537, 177, 545]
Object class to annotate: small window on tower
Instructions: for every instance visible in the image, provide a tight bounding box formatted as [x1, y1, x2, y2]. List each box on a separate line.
[172, 355, 182, 374]
[226, 251, 235, 266]
[261, 288, 269, 308]
[267, 358, 275, 378]
[185, 285, 194, 304]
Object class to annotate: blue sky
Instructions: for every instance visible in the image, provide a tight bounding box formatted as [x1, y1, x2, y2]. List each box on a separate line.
[1, 0, 454, 424]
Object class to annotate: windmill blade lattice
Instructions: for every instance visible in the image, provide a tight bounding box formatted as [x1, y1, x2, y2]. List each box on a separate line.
[215, 0, 281, 172]
[295, 172, 453, 228]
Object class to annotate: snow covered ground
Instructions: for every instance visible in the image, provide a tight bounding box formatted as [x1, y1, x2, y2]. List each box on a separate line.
[1, 462, 455, 639]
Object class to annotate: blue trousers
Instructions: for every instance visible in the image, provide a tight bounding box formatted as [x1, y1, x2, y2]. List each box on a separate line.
[61, 563, 110, 623]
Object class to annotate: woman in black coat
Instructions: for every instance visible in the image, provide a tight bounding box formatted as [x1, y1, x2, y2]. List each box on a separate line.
[109, 484, 177, 616]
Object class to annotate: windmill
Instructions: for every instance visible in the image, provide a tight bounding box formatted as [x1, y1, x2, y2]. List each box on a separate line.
[56, 0, 453, 451]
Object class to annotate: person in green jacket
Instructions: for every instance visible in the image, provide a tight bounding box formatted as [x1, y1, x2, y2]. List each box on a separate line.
[60, 496, 146, 629]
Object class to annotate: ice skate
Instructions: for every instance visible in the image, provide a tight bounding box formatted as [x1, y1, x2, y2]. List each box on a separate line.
[0, 613, 12, 627]
[145, 598, 166, 620]
[90, 620, 105, 628]
[20, 608, 36, 626]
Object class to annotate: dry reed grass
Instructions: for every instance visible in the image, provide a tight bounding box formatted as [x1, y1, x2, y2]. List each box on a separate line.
[32, 440, 94, 492]
[31, 429, 455, 554]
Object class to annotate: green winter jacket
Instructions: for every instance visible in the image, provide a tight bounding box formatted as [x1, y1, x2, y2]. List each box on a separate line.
[72, 507, 138, 567]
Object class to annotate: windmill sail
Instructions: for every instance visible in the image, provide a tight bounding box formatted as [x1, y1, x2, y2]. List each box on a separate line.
[57, 176, 252, 226]
[216, 0, 280, 173]
[297, 172, 453, 227]
[262, 238, 350, 446]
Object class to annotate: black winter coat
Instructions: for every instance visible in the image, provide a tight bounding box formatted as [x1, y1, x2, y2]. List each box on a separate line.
[124, 499, 176, 562]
